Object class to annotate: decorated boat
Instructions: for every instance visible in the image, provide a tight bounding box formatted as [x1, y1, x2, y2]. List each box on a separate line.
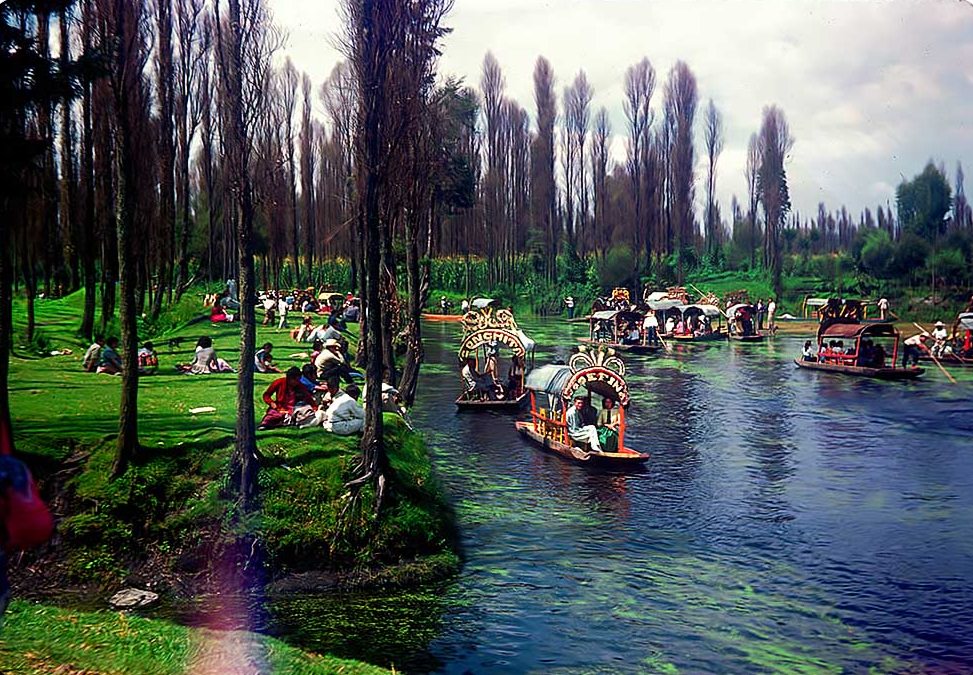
[578, 310, 662, 355]
[651, 302, 726, 343]
[794, 319, 923, 380]
[515, 347, 649, 466]
[726, 303, 765, 342]
[456, 304, 533, 410]
[917, 312, 973, 367]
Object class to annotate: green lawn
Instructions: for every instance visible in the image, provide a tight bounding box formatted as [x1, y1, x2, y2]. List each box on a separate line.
[0, 601, 389, 674]
[10, 293, 456, 582]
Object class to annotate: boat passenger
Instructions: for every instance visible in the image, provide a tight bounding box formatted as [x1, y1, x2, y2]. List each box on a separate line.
[872, 343, 887, 368]
[665, 315, 676, 336]
[624, 323, 641, 345]
[460, 298, 470, 314]
[802, 340, 816, 362]
[566, 396, 603, 452]
[507, 355, 525, 399]
[596, 398, 620, 453]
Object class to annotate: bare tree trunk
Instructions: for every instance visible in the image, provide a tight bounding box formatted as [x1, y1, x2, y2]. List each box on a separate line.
[111, 0, 143, 478]
[80, 0, 97, 340]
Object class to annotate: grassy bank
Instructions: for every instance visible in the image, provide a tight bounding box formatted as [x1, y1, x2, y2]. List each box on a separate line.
[0, 601, 388, 674]
[7, 290, 457, 599]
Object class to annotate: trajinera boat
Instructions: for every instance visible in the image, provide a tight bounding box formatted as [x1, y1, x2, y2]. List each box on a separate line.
[578, 310, 662, 354]
[726, 302, 765, 342]
[423, 297, 498, 323]
[456, 303, 535, 410]
[515, 346, 649, 466]
[794, 318, 924, 380]
[649, 300, 727, 343]
[917, 312, 973, 367]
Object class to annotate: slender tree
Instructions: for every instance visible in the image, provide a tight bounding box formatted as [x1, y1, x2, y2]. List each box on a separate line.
[662, 61, 698, 280]
[623, 57, 655, 287]
[531, 56, 557, 281]
[756, 105, 794, 298]
[299, 72, 314, 282]
[703, 98, 724, 254]
[745, 131, 760, 268]
[591, 106, 611, 256]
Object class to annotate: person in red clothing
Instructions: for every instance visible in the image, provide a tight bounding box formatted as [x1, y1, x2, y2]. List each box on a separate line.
[258, 367, 317, 429]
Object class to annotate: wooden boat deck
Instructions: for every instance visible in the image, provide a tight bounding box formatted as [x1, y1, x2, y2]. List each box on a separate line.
[794, 358, 923, 380]
[456, 391, 528, 410]
[514, 421, 649, 466]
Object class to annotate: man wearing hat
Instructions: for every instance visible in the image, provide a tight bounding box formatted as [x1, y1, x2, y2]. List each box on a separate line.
[565, 296, 575, 319]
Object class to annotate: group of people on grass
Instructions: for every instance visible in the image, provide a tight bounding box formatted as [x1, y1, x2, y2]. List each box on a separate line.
[81, 336, 159, 376]
[565, 395, 620, 454]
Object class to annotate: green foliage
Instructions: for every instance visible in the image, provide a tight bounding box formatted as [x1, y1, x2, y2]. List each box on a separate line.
[595, 245, 637, 289]
[854, 229, 894, 279]
[889, 233, 931, 282]
[896, 162, 952, 241]
[926, 247, 968, 285]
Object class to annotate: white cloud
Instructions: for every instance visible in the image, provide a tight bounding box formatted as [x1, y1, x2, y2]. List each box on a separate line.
[269, 0, 973, 219]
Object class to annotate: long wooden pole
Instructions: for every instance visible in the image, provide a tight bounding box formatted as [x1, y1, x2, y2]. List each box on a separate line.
[911, 322, 957, 383]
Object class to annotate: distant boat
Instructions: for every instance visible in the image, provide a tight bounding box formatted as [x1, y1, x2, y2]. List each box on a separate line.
[577, 310, 663, 355]
[794, 319, 923, 380]
[456, 305, 534, 411]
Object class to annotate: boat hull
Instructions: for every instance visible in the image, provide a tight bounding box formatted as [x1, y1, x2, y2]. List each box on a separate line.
[918, 354, 973, 368]
[514, 421, 649, 466]
[456, 391, 528, 410]
[794, 358, 924, 380]
[729, 333, 765, 343]
[576, 338, 662, 355]
[421, 313, 464, 322]
[669, 332, 727, 343]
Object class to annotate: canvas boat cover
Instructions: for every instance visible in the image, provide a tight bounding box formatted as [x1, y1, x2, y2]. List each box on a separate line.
[472, 298, 499, 309]
[525, 364, 572, 396]
[820, 321, 897, 339]
[684, 303, 722, 317]
[959, 313, 973, 330]
[646, 299, 685, 311]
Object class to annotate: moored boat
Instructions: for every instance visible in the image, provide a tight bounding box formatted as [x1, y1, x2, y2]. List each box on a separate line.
[794, 319, 923, 380]
[515, 347, 649, 466]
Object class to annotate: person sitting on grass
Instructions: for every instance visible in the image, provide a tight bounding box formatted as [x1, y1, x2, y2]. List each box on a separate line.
[81, 335, 104, 372]
[258, 366, 317, 429]
[96, 337, 123, 375]
[314, 339, 350, 382]
[180, 336, 233, 374]
[304, 383, 363, 435]
[210, 293, 235, 323]
[137, 341, 159, 375]
[291, 316, 315, 342]
[255, 342, 282, 373]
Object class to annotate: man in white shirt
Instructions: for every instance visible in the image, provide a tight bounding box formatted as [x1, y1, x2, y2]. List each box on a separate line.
[903, 333, 927, 367]
[642, 311, 659, 346]
[877, 297, 889, 321]
[664, 315, 676, 336]
[277, 295, 289, 330]
[566, 396, 602, 452]
[323, 384, 364, 435]
[931, 321, 949, 357]
[767, 298, 777, 333]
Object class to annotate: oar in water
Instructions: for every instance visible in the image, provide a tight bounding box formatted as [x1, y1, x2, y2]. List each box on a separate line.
[911, 322, 957, 383]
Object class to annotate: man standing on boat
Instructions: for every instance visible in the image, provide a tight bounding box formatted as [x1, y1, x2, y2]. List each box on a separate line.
[565, 296, 575, 319]
[567, 396, 603, 452]
[931, 321, 949, 357]
[902, 333, 928, 368]
[643, 310, 659, 346]
[767, 298, 777, 334]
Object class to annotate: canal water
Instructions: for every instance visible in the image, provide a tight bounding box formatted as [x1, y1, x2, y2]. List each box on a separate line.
[270, 318, 973, 673]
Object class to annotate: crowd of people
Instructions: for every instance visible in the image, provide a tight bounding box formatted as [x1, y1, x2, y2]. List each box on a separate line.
[81, 336, 159, 376]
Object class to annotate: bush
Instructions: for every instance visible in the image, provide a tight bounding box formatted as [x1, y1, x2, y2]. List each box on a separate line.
[596, 245, 636, 289]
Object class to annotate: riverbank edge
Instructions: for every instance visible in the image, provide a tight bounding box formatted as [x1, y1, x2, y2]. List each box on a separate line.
[0, 600, 390, 674]
[10, 420, 461, 597]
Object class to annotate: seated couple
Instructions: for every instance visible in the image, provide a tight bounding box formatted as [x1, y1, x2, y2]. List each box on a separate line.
[565, 396, 620, 453]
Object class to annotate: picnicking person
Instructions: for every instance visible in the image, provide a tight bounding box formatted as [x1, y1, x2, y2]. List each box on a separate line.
[301, 383, 364, 435]
[137, 342, 159, 375]
[258, 367, 317, 429]
[82, 335, 105, 372]
[96, 337, 122, 375]
[255, 342, 282, 374]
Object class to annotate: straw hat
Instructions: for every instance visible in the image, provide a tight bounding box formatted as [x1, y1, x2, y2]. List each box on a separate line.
[934, 321, 945, 328]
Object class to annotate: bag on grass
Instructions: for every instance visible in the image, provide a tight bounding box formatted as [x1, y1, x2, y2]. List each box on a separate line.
[0, 418, 54, 552]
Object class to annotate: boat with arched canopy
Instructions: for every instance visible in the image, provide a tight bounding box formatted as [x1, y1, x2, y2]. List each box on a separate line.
[456, 305, 534, 410]
[514, 346, 649, 466]
[726, 302, 765, 342]
[652, 302, 726, 342]
[794, 319, 923, 380]
[579, 310, 662, 355]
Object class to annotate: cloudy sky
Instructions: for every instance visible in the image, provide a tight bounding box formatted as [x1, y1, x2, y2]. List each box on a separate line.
[269, 0, 973, 220]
